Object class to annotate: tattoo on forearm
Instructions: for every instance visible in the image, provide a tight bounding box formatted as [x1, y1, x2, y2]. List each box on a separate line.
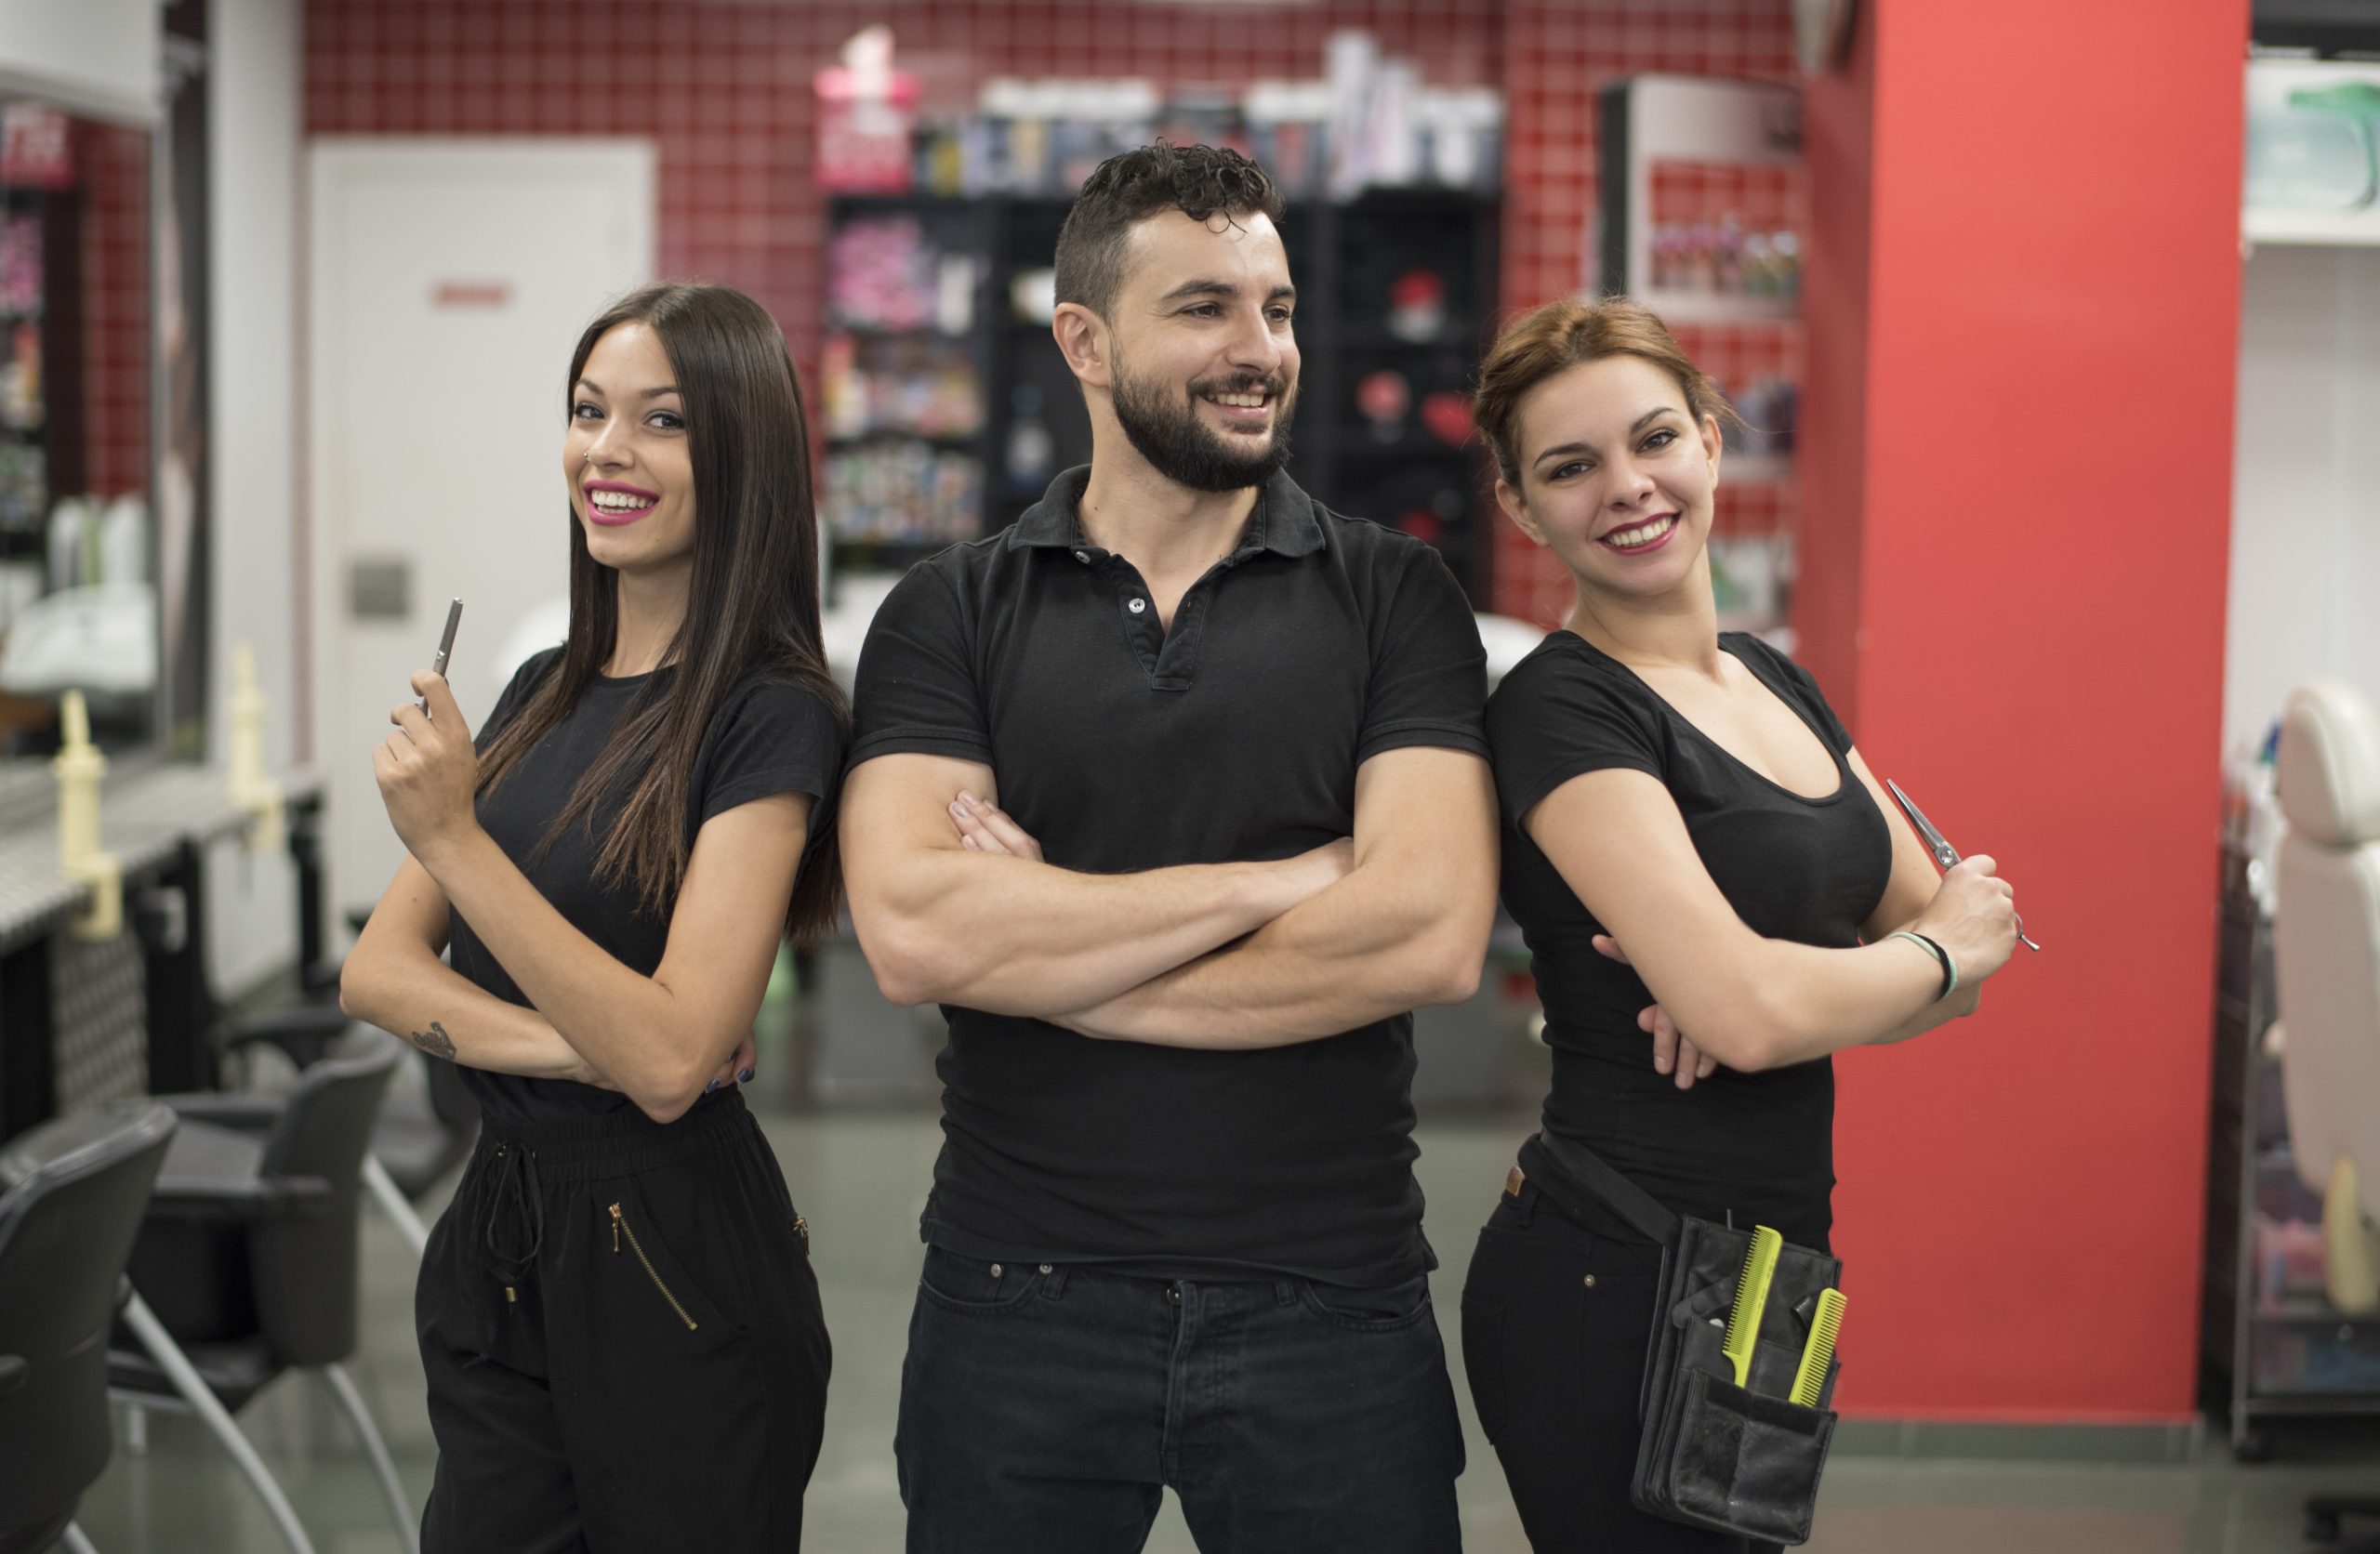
[407, 1021, 457, 1060]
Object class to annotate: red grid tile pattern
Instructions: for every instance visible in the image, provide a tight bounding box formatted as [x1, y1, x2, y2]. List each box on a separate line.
[306, 0, 1501, 401]
[303, 0, 1800, 626]
[1493, 0, 1797, 626]
[80, 123, 150, 498]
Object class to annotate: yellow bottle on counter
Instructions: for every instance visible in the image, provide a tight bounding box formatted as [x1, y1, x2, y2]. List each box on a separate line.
[228, 642, 285, 856]
[55, 689, 122, 940]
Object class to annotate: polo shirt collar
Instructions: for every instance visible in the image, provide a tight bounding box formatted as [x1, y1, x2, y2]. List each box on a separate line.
[1006, 466, 1327, 560]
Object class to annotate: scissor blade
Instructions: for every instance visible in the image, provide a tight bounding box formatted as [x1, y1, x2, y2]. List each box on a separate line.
[1884, 778, 1962, 869]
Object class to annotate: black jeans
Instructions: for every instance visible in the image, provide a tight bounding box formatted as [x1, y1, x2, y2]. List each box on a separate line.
[416, 1092, 829, 1553]
[1461, 1180, 1778, 1554]
[895, 1245, 1466, 1554]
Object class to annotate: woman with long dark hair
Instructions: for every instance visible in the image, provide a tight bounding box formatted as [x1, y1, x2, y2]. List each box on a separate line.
[1458, 297, 2020, 1551]
[341, 282, 844, 1550]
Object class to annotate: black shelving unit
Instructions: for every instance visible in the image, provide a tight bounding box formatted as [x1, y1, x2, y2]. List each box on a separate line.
[817, 195, 999, 579]
[823, 189, 1500, 605]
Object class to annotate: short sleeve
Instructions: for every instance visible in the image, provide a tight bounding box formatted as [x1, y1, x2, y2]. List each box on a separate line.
[848, 564, 993, 769]
[1485, 649, 1667, 825]
[694, 679, 848, 831]
[475, 646, 562, 754]
[1356, 544, 1489, 764]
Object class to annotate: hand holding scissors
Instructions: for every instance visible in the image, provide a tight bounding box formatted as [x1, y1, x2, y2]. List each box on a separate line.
[1886, 779, 2041, 952]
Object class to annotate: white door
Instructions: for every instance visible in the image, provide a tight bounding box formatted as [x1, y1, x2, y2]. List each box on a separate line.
[310, 138, 654, 937]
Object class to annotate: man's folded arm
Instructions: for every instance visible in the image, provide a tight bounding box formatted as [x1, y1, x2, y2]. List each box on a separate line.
[1058, 745, 1499, 1047]
[840, 750, 1336, 1015]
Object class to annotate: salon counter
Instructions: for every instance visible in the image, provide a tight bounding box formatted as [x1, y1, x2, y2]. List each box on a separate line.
[0, 759, 325, 1139]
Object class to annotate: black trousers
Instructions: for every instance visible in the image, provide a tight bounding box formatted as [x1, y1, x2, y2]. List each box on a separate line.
[1461, 1178, 1778, 1554]
[416, 1091, 829, 1553]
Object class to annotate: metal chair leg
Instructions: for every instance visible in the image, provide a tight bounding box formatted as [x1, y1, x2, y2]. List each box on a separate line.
[121, 1401, 147, 1455]
[61, 1523, 100, 1554]
[361, 1154, 430, 1257]
[118, 1291, 320, 1554]
[319, 1362, 420, 1554]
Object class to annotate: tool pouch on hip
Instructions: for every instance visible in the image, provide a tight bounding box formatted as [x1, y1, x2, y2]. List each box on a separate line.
[1528, 1129, 1843, 1547]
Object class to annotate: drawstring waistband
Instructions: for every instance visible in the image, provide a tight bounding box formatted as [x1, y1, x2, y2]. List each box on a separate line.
[464, 1091, 761, 1297]
[480, 1142, 546, 1292]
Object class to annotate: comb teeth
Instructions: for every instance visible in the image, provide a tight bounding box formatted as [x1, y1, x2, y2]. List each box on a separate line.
[1790, 1288, 1847, 1407]
[1721, 1226, 1782, 1389]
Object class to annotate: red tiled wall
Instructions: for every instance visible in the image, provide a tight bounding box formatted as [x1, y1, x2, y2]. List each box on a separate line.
[81, 123, 150, 498]
[1495, 1, 1796, 626]
[304, 0, 1798, 623]
[307, 0, 1498, 357]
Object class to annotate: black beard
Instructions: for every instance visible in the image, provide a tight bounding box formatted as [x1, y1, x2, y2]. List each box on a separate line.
[1111, 360, 1297, 494]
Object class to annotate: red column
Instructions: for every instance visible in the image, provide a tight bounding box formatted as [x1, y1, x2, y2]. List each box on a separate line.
[1797, 0, 2246, 1419]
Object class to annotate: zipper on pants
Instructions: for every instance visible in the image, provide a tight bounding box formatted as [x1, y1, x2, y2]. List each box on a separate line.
[609, 1202, 698, 1331]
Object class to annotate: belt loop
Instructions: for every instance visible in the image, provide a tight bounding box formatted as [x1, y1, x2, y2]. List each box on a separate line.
[1039, 1264, 1069, 1299]
[1274, 1279, 1298, 1307]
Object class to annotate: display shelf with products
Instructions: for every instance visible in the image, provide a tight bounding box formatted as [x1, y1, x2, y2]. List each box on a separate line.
[822, 188, 1501, 605]
[2200, 870, 2380, 1456]
[0, 181, 77, 562]
[817, 198, 996, 569]
[2243, 58, 2380, 248]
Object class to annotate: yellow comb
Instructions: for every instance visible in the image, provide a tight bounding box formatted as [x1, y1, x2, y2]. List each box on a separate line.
[1720, 1227, 1782, 1389]
[1790, 1289, 1846, 1407]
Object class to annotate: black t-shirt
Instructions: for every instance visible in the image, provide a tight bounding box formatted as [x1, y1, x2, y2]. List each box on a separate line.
[1488, 630, 1891, 1250]
[850, 466, 1488, 1286]
[447, 647, 846, 1126]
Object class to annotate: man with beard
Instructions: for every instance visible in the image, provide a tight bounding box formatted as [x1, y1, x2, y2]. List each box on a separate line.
[842, 142, 1496, 1554]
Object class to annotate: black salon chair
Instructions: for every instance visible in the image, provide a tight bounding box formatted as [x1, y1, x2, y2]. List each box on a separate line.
[219, 1012, 476, 1257]
[216, 909, 478, 1257]
[0, 1102, 177, 1554]
[109, 1030, 411, 1554]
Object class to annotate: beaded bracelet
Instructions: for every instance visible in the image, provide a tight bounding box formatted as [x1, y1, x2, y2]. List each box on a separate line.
[1888, 929, 1959, 1002]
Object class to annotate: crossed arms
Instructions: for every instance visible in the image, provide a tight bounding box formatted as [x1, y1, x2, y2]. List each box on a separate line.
[840, 745, 1500, 1048]
[340, 793, 808, 1124]
[1531, 744, 2005, 1078]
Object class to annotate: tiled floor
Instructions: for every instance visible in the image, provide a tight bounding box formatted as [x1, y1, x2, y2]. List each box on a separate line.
[67, 1108, 2380, 1554]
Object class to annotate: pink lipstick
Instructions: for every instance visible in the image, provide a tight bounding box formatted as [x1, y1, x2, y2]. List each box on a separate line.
[584, 480, 660, 527]
[1597, 511, 1678, 556]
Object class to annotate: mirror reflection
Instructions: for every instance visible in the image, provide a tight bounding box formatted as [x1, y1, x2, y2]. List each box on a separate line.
[0, 98, 157, 757]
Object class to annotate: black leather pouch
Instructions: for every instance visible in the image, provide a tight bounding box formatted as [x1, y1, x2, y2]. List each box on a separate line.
[1530, 1130, 1842, 1547]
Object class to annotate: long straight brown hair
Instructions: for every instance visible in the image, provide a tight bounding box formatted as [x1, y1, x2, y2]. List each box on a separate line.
[475, 282, 848, 942]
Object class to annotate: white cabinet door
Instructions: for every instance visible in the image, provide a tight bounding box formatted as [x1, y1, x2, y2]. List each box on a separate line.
[310, 137, 653, 938]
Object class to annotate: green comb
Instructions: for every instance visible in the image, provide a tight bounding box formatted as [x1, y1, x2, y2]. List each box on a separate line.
[1720, 1226, 1782, 1389]
[1789, 1288, 1846, 1407]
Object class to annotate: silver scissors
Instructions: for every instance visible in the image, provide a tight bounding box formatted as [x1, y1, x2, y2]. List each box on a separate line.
[1885, 779, 2041, 952]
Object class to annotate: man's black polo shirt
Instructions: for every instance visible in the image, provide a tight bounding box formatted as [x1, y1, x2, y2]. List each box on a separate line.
[850, 466, 1488, 1286]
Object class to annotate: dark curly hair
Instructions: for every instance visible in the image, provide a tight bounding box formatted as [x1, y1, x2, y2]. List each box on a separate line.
[1054, 142, 1286, 321]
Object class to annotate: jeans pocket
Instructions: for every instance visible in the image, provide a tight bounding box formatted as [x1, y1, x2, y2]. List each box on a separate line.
[917, 1246, 1046, 1316]
[1296, 1272, 1436, 1333]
